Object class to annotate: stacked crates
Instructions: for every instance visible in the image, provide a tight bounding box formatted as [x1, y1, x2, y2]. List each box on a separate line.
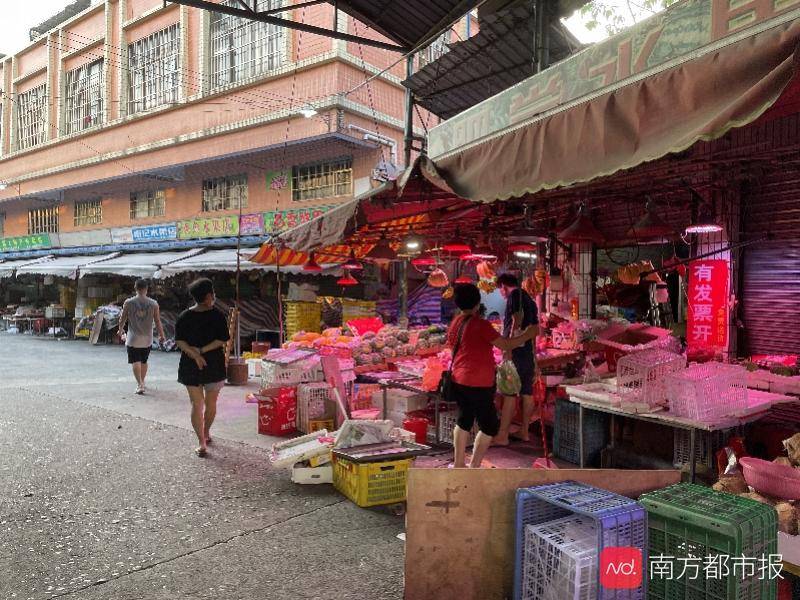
[553, 398, 609, 467]
[284, 301, 322, 339]
[640, 483, 777, 600]
[514, 481, 647, 600]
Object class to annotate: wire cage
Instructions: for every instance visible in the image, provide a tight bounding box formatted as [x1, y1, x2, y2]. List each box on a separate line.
[522, 516, 598, 600]
[616, 350, 685, 409]
[296, 382, 332, 434]
[666, 362, 747, 422]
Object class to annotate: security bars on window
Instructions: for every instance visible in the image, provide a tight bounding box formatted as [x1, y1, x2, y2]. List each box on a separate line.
[28, 206, 59, 234]
[128, 24, 181, 115]
[292, 159, 353, 201]
[64, 59, 104, 134]
[202, 174, 248, 211]
[130, 190, 166, 220]
[210, 0, 286, 88]
[74, 199, 103, 227]
[16, 84, 48, 150]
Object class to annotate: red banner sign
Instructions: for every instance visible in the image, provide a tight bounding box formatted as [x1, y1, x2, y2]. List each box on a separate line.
[687, 259, 729, 349]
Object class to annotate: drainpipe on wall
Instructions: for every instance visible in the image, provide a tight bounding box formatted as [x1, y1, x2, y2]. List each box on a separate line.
[346, 124, 398, 166]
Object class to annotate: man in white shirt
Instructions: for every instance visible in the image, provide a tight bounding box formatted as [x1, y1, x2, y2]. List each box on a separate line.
[118, 279, 166, 394]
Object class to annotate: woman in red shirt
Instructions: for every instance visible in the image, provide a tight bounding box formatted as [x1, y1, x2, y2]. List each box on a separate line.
[447, 284, 538, 468]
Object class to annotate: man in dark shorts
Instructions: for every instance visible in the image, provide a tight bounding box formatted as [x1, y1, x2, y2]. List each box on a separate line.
[494, 273, 539, 445]
[118, 279, 166, 395]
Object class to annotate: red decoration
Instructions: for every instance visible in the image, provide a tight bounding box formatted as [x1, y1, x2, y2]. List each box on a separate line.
[687, 259, 729, 350]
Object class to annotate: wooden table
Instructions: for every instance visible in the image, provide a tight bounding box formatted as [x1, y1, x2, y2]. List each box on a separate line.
[564, 385, 795, 482]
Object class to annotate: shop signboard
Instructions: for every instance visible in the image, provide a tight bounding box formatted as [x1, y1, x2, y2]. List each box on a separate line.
[60, 229, 113, 247]
[177, 215, 239, 240]
[263, 206, 333, 233]
[686, 259, 729, 349]
[428, 0, 800, 158]
[132, 223, 177, 242]
[0, 233, 52, 252]
[239, 213, 265, 236]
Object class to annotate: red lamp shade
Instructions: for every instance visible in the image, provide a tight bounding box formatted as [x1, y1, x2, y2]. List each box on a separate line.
[462, 245, 497, 261]
[685, 204, 723, 234]
[627, 200, 675, 240]
[342, 248, 363, 270]
[442, 235, 471, 255]
[454, 275, 473, 284]
[411, 252, 437, 267]
[366, 235, 397, 262]
[558, 204, 605, 244]
[337, 273, 359, 286]
[302, 252, 323, 272]
[507, 241, 538, 253]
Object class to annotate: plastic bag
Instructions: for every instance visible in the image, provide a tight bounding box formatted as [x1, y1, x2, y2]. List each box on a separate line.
[496, 360, 522, 396]
[422, 357, 445, 392]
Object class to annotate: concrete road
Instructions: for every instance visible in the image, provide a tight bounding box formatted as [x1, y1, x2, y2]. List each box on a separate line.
[0, 334, 405, 600]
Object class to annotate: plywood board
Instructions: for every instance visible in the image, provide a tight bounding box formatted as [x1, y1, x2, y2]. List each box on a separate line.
[89, 312, 104, 346]
[405, 468, 680, 600]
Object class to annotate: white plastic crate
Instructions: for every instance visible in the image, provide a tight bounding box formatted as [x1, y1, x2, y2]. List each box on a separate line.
[297, 383, 332, 434]
[522, 516, 598, 600]
[371, 389, 429, 414]
[246, 358, 262, 378]
[666, 362, 747, 422]
[438, 410, 475, 446]
[616, 349, 685, 409]
[261, 357, 322, 389]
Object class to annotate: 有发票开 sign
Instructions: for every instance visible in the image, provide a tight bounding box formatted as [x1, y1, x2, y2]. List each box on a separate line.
[687, 259, 729, 349]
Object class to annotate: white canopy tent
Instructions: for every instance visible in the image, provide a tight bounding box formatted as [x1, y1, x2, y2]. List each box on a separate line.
[155, 248, 339, 278]
[0, 256, 55, 279]
[15, 253, 120, 278]
[79, 248, 205, 278]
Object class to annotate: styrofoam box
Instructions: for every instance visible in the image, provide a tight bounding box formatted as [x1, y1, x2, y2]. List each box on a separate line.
[291, 465, 333, 485]
[371, 389, 428, 413]
[246, 359, 262, 378]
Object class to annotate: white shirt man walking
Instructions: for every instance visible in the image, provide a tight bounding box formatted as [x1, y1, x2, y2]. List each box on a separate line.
[118, 279, 166, 394]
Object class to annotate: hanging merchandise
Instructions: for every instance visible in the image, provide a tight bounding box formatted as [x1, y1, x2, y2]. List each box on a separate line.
[427, 268, 449, 288]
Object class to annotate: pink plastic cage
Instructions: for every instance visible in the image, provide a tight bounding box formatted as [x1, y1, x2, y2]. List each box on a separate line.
[665, 362, 747, 422]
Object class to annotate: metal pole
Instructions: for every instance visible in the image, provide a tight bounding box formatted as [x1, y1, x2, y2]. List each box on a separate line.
[403, 55, 415, 168]
[399, 259, 409, 327]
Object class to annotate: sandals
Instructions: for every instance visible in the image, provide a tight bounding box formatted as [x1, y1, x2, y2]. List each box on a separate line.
[194, 447, 208, 458]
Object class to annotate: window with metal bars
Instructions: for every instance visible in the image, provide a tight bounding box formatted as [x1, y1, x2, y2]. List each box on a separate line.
[16, 84, 48, 150]
[292, 158, 352, 201]
[418, 31, 450, 68]
[210, 0, 286, 88]
[64, 59, 104, 134]
[202, 174, 248, 211]
[127, 24, 180, 115]
[129, 190, 166, 220]
[74, 199, 103, 227]
[28, 206, 59, 234]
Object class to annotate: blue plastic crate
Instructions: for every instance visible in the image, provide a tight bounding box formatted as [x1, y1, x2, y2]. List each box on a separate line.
[553, 397, 610, 466]
[513, 481, 648, 600]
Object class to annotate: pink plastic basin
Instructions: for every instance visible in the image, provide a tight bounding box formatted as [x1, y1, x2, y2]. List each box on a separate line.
[739, 456, 800, 500]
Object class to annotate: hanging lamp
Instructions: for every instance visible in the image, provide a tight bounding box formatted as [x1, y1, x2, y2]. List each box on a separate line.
[462, 242, 497, 261]
[402, 228, 424, 253]
[337, 273, 359, 286]
[454, 275, 473, 284]
[302, 251, 323, 272]
[627, 198, 675, 240]
[411, 251, 437, 268]
[508, 205, 548, 246]
[442, 229, 471, 255]
[341, 248, 363, 271]
[558, 203, 605, 244]
[365, 233, 397, 262]
[683, 182, 723, 234]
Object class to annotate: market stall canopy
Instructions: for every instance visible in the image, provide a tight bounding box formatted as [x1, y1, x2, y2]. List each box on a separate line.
[15, 253, 120, 278]
[0, 256, 55, 279]
[427, 0, 800, 202]
[78, 248, 206, 278]
[155, 248, 337, 278]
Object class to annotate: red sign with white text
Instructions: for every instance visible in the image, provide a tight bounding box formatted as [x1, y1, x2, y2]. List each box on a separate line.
[687, 259, 729, 349]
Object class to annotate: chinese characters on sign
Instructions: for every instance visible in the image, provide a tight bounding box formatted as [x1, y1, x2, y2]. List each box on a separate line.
[177, 215, 239, 240]
[648, 554, 783, 581]
[239, 213, 265, 236]
[687, 259, 729, 350]
[263, 206, 332, 233]
[0, 234, 52, 252]
[132, 224, 177, 242]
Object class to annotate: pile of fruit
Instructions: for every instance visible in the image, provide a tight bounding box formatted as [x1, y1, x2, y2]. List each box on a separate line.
[284, 327, 357, 352]
[352, 325, 448, 367]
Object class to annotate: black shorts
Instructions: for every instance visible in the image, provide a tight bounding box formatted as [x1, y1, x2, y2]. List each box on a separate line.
[513, 355, 536, 396]
[452, 382, 500, 437]
[127, 346, 152, 364]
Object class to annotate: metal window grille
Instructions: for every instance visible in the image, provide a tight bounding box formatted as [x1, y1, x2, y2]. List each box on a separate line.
[202, 174, 248, 211]
[129, 189, 166, 220]
[418, 31, 450, 68]
[28, 206, 59, 234]
[210, 0, 286, 88]
[74, 199, 103, 227]
[127, 24, 181, 115]
[292, 158, 353, 201]
[64, 59, 104, 134]
[16, 84, 48, 150]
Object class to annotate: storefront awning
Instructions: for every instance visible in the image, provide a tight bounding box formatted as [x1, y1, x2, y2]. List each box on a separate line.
[155, 248, 337, 278]
[429, 6, 800, 202]
[79, 248, 205, 278]
[15, 253, 120, 278]
[0, 256, 55, 279]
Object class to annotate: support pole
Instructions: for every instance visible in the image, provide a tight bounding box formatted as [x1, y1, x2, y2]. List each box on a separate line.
[399, 259, 409, 327]
[403, 55, 415, 168]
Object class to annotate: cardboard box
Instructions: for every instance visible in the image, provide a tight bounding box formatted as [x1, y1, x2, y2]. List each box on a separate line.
[291, 465, 333, 485]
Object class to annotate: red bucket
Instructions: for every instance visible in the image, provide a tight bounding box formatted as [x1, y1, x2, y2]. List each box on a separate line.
[403, 417, 429, 444]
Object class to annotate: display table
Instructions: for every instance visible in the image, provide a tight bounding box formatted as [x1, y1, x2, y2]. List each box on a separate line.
[564, 385, 795, 481]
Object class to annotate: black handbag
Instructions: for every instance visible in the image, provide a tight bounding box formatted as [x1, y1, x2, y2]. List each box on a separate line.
[438, 316, 471, 402]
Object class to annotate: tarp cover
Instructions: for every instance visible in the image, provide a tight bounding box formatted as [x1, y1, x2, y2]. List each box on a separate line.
[0, 256, 54, 279]
[155, 248, 336, 278]
[79, 248, 204, 278]
[433, 15, 800, 202]
[15, 253, 119, 277]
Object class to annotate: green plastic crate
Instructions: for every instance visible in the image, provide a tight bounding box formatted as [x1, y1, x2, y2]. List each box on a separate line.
[640, 484, 777, 600]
